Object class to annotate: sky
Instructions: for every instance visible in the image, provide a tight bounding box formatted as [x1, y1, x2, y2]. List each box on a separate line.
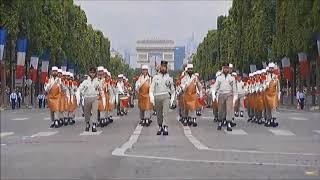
[75, 0, 233, 65]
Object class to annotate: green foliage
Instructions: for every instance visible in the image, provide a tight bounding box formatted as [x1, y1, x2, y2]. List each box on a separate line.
[193, 0, 320, 76]
[0, 0, 112, 73]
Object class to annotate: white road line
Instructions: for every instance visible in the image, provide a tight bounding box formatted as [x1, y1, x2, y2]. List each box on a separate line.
[11, 117, 29, 121]
[289, 117, 308, 121]
[313, 130, 320, 135]
[0, 132, 14, 137]
[1, 144, 6, 146]
[224, 129, 248, 135]
[113, 153, 316, 168]
[112, 125, 143, 156]
[201, 116, 213, 119]
[44, 117, 50, 120]
[180, 119, 209, 150]
[268, 129, 295, 136]
[79, 131, 102, 136]
[203, 147, 320, 156]
[31, 131, 58, 138]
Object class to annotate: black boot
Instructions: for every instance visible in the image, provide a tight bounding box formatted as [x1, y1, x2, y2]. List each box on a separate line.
[214, 117, 218, 122]
[50, 121, 55, 128]
[235, 112, 239, 117]
[230, 118, 236, 127]
[97, 119, 102, 127]
[141, 119, 146, 126]
[247, 118, 252, 122]
[54, 120, 59, 128]
[157, 125, 163, 135]
[271, 118, 279, 127]
[59, 119, 64, 127]
[227, 121, 232, 131]
[257, 118, 263, 124]
[145, 119, 150, 127]
[192, 118, 197, 127]
[264, 119, 271, 127]
[217, 121, 222, 130]
[103, 118, 109, 127]
[183, 118, 188, 126]
[85, 122, 90, 131]
[92, 123, 97, 132]
[153, 111, 157, 116]
[108, 116, 113, 123]
[163, 125, 168, 136]
[187, 117, 193, 126]
[69, 118, 75, 125]
[240, 111, 244, 117]
[222, 119, 227, 127]
[139, 119, 143, 125]
[63, 118, 68, 126]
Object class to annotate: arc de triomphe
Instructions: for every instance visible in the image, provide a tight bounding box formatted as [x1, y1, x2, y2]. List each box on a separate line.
[136, 39, 175, 76]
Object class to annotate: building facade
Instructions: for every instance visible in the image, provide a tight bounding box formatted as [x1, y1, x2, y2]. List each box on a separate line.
[174, 46, 185, 70]
[136, 39, 175, 75]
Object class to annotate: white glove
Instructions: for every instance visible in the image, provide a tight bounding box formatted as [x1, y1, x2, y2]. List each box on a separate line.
[150, 94, 155, 105]
[76, 89, 81, 106]
[278, 92, 281, 101]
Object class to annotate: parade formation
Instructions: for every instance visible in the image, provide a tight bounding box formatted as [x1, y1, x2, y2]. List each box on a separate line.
[44, 60, 282, 135]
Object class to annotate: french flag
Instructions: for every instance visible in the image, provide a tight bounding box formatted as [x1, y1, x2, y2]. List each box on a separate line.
[16, 39, 27, 80]
[29, 56, 39, 82]
[281, 57, 292, 81]
[40, 50, 49, 83]
[0, 28, 6, 61]
[298, 52, 309, 79]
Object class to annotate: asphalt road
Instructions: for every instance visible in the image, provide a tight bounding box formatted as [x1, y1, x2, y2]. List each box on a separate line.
[1, 103, 320, 179]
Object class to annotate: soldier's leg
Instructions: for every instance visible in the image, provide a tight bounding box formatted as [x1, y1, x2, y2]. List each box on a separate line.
[155, 96, 164, 135]
[239, 96, 245, 117]
[144, 110, 152, 126]
[53, 111, 60, 128]
[139, 110, 144, 125]
[161, 97, 170, 135]
[50, 111, 55, 128]
[265, 106, 272, 127]
[189, 109, 198, 127]
[83, 97, 93, 131]
[225, 94, 234, 131]
[217, 94, 226, 130]
[90, 97, 98, 132]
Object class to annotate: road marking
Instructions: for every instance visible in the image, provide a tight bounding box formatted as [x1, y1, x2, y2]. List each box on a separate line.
[1, 144, 6, 146]
[277, 108, 297, 112]
[289, 117, 308, 121]
[313, 130, 320, 135]
[44, 117, 50, 120]
[224, 129, 248, 135]
[305, 171, 318, 176]
[113, 117, 120, 119]
[79, 131, 102, 136]
[201, 116, 213, 119]
[112, 153, 316, 167]
[180, 120, 209, 150]
[269, 129, 295, 136]
[11, 117, 29, 121]
[112, 124, 143, 156]
[0, 132, 14, 137]
[31, 131, 58, 138]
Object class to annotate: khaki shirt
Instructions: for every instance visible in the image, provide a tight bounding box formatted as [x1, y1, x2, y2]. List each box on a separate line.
[78, 77, 103, 98]
[211, 73, 237, 96]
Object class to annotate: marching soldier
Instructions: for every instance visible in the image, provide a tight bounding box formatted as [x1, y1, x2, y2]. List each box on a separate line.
[176, 66, 187, 122]
[234, 72, 246, 118]
[97, 66, 107, 127]
[78, 67, 104, 132]
[67, 73, 77, 125]
[149, 60, 176, 136]
[180, 64, 202, 127]
[247, 73, 255, 122]
[210, 71, 221, 122]
[135, 65, 153, 126]
[116, 74, 127, 116]
[264, 63, 280, 127]
[104, 69, 115, 124]
[211, 63, 237, 131]
[253, 70, 265, 124]
[44, 66, 61, 128]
